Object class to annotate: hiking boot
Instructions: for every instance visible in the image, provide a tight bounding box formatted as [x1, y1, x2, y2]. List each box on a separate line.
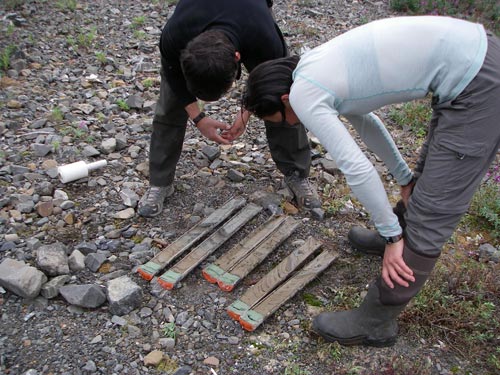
[284, 171, 321, 209]
[348, 226, 386, 256]
[138, 185, 174, 218]
[348, 200, 407, 256]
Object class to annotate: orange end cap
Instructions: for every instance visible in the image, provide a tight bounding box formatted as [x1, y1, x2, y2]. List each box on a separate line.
[240, 319, 256, 332]
[202, 270, 218, 284]
[137, 268, 154, 281]
[227, 309, 241, 321]
[157, 278, 174, 290]
[218, 282, 234, 292]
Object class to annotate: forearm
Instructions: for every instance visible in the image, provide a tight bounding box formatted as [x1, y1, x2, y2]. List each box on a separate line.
[236, 109, 251, 126]
[304, 114, 402, 237]
[289, 87, 403, 236]
[185, 102, 203, 122]
[346, 113, 413, 186]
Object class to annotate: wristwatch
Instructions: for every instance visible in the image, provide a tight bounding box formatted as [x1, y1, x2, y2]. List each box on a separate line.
[383, 234, 404, 244]
[401, 175, 415, 187]
[192, 111, 206, 126]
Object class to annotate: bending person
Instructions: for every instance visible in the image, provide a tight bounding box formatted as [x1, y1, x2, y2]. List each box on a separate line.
[138, 0, 320, 218]
[242, 16, 500, 346]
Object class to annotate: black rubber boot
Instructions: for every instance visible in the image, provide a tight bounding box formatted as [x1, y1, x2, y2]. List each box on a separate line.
[312, 246, 438, 347]
[348, 200, 406, 256]
[312, 282, 403, 347]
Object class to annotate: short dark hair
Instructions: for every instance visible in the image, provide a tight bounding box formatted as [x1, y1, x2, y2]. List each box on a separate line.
[180, 30, 238, 101]
[242, 56, 299, 119]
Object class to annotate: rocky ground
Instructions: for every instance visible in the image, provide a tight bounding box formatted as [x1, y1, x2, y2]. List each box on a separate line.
[0, 1, 498, 375]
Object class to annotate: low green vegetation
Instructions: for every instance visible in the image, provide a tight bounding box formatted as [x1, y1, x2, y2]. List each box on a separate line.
[162, 322, 176, 339]
[284, 364, 311, 375]
[401, 254, 500, 373]
[4, 0, 24, 10]
[51, 107, 65, 122]
[77, 27, 97, 49]
[142, 78, 155, 89]
[467, 166, 500, 240]
[1, 45, 16, 71]
[302, 293, 323, 307]
[56, 0, 77, 12]
[95, 51, 107, 65]
[131, 16, 146, 29]
[6, 24, 15, 37]
[116, 99, 130, 111]
[389, 99, 431, 139]
[133, 30, 146, 40]
[58, 121, 94, 143]
[156, 356, 179, 372]
[67, 27, 98, 50]
[390, 0, 500, 35]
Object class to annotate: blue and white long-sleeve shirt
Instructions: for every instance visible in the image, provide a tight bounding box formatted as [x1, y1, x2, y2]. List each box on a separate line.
[290, 16, 487, 237]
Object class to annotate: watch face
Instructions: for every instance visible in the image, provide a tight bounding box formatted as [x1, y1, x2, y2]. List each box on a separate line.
[385, 235, 403, 244]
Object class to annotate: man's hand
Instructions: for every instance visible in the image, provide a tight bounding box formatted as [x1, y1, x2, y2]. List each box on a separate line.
[222, 120, 245, 141]
[196, 117, 231, 145]
[222, 110, 249, 142]
[382, 239, 415, 288]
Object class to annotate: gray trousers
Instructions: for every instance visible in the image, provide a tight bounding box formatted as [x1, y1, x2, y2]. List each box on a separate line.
[148, 58, 311, 187]
[405, 32, 500, 257]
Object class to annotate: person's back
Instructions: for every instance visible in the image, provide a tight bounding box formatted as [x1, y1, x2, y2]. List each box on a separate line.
[159, 0, 287, 107]
[161, 0, 286, 70]
[292, 16, 487, 115]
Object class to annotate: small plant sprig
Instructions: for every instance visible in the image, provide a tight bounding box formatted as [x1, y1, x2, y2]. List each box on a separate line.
[51, 107, 65, 122]
[162, 322, 176, 339]
[1, 45, 17, 71]
[131, 16, 146, 29]
[142, 78, 155, 89]
[95, 51, 107, 65]
[116, 99, 130, 111]
[76, 27, 97, 50]
[133, 30, 146, 40]
[7, 24, 15, 37]
[59, 121, 93, 142]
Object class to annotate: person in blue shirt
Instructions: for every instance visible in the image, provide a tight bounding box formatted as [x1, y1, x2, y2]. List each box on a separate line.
[242, 16, 500, 346]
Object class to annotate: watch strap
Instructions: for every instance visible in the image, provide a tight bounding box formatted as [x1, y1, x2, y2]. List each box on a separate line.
[384, 234, 404, 244]
[192, 111, 206, 126]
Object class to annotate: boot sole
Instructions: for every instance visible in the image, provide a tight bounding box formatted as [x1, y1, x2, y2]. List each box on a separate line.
[315, 330, 397, 347]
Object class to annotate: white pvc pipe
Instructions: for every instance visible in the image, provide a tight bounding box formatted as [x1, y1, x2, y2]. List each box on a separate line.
[58, 160, 108, 183]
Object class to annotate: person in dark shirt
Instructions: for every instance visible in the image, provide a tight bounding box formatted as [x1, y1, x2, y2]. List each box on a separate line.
[138, 0, 321, 217]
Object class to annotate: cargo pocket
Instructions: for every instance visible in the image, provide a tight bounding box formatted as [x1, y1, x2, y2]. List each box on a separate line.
[435, 137, 487, 206]
[413, 134, 487, 214]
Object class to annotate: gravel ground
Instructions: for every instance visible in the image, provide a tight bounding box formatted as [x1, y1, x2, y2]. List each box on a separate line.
[0, 1, 493, 374]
